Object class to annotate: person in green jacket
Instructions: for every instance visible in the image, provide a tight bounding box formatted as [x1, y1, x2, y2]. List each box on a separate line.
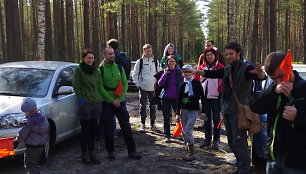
[160, 43, 183, 69]
[73, 49, 102, 165]
[99, 47, 142, 160]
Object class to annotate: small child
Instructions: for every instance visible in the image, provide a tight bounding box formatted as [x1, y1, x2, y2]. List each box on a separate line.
[17, 97, 49, 174]
[176, 65, 206, 161]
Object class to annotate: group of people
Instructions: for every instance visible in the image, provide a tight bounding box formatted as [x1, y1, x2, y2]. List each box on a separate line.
[16, 39, 306, 174]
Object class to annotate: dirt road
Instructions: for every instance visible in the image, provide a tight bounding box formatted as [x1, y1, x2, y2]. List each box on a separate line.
[0, 92, 265, 174]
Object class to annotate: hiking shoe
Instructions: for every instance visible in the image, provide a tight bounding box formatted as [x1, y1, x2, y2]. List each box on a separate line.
[200, 141, 211, 148]
[82, 152, 92, 165]
[95, 141, 101, 150]
[89, 151, 101, 165]
[107, 152, 116, 160]
[228, 159, 238, 166]
[212, 142, 220, 150]
[140, 124, 145, 132]
[165, 137, 171, 143]
[128, 152, 142, 160]
[150, 125, 158, 132]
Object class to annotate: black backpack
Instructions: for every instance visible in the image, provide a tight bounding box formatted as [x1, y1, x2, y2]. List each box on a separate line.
[115, 51, 131, 80]
[138, 58, 158, 77]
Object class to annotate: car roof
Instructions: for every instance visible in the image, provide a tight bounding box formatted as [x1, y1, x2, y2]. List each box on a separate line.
[292, 64, 306, 72]
[0, 61, 77, 70]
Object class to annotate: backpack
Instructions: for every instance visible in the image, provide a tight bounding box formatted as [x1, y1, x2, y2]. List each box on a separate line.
[99, 64, 123, 79]
[115, 51, 131, 80]
[138, 58, 158, 77]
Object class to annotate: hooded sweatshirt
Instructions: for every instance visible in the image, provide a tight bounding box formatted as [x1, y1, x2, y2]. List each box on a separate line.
[132, 55, 160, 91]
[18, 112, 49, 146]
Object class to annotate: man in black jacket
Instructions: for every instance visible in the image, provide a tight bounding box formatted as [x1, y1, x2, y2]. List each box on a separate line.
[250, 51, 306, 174]
[189, 42, 266, 174]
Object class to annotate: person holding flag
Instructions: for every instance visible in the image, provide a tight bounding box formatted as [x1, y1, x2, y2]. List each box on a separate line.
[250, 50, 306, 174]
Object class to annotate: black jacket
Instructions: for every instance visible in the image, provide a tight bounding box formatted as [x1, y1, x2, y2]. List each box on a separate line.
[250, 70, 306, 170]
[177, 79, 205, 114]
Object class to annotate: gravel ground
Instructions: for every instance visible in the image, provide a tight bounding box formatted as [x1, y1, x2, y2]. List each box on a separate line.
[0, 92, 266, 174]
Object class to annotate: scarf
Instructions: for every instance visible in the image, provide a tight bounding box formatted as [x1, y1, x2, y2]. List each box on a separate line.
[79, 61, 97, 74]
[184, 77, 194, 96]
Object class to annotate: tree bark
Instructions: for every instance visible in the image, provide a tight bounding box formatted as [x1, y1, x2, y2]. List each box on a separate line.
[250, 0, 259, 63]
[0, 0, 6, 62]
[262, 0, 269, 61]
[270, 0, 277, 51]
[304, 0, 306, 63]
[228, 0, 237, 42]
[83, 0, 90, 48]
[5, 0, 22, 61]
[36, 0, 46, 60]
[66, 0, 74, 62]
[45, 0, 53, 60]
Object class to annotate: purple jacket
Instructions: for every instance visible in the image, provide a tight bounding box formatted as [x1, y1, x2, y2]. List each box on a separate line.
[18, 112, 49, 146]
[158, 67, 183, 99]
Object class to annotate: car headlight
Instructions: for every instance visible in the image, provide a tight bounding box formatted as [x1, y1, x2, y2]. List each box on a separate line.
[0, 113, 26, 129]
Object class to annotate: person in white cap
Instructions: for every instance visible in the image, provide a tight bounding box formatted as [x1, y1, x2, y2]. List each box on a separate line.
[176, 64, 206, 161]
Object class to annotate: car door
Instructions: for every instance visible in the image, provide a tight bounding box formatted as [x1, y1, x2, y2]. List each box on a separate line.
[51, 66, 79, 143]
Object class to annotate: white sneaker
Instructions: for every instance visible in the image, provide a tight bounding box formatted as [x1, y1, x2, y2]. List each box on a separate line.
[140, 124, 145, 132]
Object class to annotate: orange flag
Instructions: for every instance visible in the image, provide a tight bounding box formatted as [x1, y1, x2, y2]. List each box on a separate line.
[115, 81, 123, 98]
[0, 137, 15, 158]
[173, 122, 182, 137]
[279, 50, 293, 82]
[217, 119, 223, 129]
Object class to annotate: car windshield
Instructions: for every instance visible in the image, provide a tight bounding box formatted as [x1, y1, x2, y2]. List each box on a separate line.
[0, 68, 54, 97]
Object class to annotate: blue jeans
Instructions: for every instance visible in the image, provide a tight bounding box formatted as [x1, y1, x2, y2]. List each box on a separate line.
[162, 98, 177, 138]
[224, 113, 250, 174]
[204, 99, 221, 143]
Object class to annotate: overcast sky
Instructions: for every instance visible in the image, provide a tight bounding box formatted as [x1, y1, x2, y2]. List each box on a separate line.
[196, 1, 209, 37]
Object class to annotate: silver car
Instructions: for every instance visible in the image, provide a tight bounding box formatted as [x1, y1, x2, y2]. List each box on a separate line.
[0, 61, 80, 161]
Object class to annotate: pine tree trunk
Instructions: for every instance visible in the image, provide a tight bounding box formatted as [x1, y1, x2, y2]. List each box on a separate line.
[19, 0, 25, 61]
[0, 0, 6, 62]
[37, 0, 46, 60]
[121, 1, 125, 51]
[270, 0, 277, 51]
[228, 0, 237, 42]
[83, 0, 90, 48]
[66, 0, 74, 62]
[262, 0, 269, 60]
[250, 0, 259, 63]
[45, 0, 53, 61]
[5, 0, 22, 61]
[304, 0, 306, 63]
[92, 0, 99, 62]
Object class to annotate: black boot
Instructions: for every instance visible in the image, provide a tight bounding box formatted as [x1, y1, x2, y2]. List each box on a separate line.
[89, 151, 101, 165]
[82, 152, 92, 165]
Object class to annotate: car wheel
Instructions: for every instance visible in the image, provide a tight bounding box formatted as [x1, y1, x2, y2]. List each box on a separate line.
[40, 131, 50, 163]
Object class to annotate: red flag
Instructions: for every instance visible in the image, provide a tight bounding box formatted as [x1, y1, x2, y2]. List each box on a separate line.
[279, 50, 292, 82]
[0, 137, 15, 158]
[115, 81, 123, 98]
[217, 119, 223, 129]
[172, 122, 182, 137]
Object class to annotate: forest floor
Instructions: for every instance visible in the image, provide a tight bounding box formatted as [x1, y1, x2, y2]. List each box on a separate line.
[0, 92, 265, 174]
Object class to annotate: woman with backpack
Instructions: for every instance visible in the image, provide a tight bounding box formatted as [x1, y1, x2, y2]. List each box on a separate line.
[158, 55, 183, 142]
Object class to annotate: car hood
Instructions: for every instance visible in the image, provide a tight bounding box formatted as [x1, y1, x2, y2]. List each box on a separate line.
[0, 96, 43, 116]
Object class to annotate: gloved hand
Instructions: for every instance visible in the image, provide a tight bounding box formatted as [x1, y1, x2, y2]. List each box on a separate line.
[78, 98, 84, 105]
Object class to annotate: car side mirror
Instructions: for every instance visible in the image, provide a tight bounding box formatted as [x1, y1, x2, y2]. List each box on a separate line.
[57, 86, 74, 95]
